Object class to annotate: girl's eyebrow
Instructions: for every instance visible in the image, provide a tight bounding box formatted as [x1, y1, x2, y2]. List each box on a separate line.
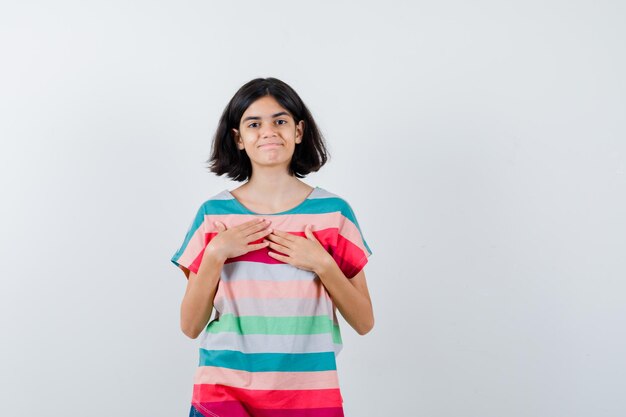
[242, 111, 290, 122]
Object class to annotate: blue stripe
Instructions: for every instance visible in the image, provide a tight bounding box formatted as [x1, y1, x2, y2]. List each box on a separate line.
[203, 196, 344, 216]
[198, 349, 337, 372]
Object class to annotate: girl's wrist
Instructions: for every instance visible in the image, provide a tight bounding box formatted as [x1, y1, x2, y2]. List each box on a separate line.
[315, 254, 336, 276]
[203, 246, 227, 264]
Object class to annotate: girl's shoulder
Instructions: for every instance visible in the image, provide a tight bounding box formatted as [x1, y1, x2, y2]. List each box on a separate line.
[309, 186, 359, 213]
[193, 186, 360, 215]
[189, 189, 237, 215]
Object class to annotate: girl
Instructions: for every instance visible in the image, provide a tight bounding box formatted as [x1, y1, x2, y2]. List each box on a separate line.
[171, 77, 374, 417]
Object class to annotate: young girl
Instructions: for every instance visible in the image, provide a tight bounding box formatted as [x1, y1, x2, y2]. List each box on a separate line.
[171, 77, 374, 417]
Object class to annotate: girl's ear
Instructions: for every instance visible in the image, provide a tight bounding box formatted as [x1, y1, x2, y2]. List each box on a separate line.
[232, 128, 244, 149]
[296, 120, 305, 143]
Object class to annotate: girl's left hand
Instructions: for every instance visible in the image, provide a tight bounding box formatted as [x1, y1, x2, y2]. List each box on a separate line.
[264, 225, 332, 273]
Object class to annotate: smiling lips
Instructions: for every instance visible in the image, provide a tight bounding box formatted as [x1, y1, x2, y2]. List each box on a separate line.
[259, 143, 282, 148]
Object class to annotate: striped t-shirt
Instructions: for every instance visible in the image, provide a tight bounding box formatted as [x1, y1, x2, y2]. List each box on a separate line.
[171, 186, 373, 417]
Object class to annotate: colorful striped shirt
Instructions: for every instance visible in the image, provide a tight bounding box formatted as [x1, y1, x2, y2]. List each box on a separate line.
[171, 186, 373, 417]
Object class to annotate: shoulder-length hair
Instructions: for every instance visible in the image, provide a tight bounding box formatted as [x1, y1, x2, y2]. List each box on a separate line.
[206, 77, 329, 182]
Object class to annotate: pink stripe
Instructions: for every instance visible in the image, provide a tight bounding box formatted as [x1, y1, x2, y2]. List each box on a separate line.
[177, 232, 212, 274]
[337, 214, 370, 255]
[205, 213, 341, 235]
[194, 366, 339, 390]
[215, 279, 331, 300]
[194, 384, 342, 409]
[193, 401, 344, 417]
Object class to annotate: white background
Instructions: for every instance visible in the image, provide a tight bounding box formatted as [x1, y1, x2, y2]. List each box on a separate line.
[1, 1, 625, 416]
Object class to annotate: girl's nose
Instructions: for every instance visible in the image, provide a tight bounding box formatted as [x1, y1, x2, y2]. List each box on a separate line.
[261, 123, 277, 137]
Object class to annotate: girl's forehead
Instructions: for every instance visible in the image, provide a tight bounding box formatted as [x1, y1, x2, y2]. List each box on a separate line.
[242, 96, 292, 118]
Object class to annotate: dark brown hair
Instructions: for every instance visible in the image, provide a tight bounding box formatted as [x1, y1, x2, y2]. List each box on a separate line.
[205, 77, 329, 182]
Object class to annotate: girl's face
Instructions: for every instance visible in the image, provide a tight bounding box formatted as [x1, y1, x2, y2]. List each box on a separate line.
[232, 95, 304, 173]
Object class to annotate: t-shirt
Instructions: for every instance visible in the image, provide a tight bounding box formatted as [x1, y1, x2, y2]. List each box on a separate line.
[170, 186, 373, 417]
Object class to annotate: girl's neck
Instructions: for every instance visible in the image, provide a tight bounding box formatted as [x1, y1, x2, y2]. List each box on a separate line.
[231, 175, 314, 212]
[237, 176, 311, 196]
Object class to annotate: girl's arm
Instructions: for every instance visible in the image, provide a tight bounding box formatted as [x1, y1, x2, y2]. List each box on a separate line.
[315, 259, 374, 335]
[180, 251, 224, 339]
[180, 218, 270, 339]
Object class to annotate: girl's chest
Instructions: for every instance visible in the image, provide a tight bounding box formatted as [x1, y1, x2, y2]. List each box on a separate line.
[213, 261, 333, 316]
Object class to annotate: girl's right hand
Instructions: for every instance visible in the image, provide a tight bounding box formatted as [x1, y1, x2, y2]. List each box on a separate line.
[204, 218, 272, 261]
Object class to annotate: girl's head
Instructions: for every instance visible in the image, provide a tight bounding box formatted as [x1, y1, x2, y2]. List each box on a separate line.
[206, 77, 328, 182]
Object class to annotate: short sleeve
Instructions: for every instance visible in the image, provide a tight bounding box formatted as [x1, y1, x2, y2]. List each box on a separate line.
[170, 203, 212, 277]
[331, 200, 373, 279]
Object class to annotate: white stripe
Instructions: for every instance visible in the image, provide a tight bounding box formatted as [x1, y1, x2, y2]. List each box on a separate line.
[220, 261, 317, 282]
[198, 332, 343, 355]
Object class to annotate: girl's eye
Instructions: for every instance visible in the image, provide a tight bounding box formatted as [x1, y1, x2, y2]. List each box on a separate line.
[247, 120, 287, 128]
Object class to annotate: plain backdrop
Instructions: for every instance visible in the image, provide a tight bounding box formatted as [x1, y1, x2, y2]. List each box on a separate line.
[1, 1, 625, 416]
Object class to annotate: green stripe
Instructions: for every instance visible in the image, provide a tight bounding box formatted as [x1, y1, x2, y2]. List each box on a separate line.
[206, 314, 342, 343]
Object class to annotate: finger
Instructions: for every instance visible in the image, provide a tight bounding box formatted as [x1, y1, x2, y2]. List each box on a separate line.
[265, 240, 291, 255]
[251, 219, 272, 233]
[267, 250, 289, 263]
[304, 224, 316, 239]
[249, 226, 273, 242]
[213, 221, 227, 232]
[248, 241, 270, 251]
[269, 230, 295, 243]
[240, 218, 270, 232]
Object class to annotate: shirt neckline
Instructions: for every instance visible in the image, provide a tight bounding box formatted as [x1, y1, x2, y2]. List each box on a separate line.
[225, 186, 319, 216]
